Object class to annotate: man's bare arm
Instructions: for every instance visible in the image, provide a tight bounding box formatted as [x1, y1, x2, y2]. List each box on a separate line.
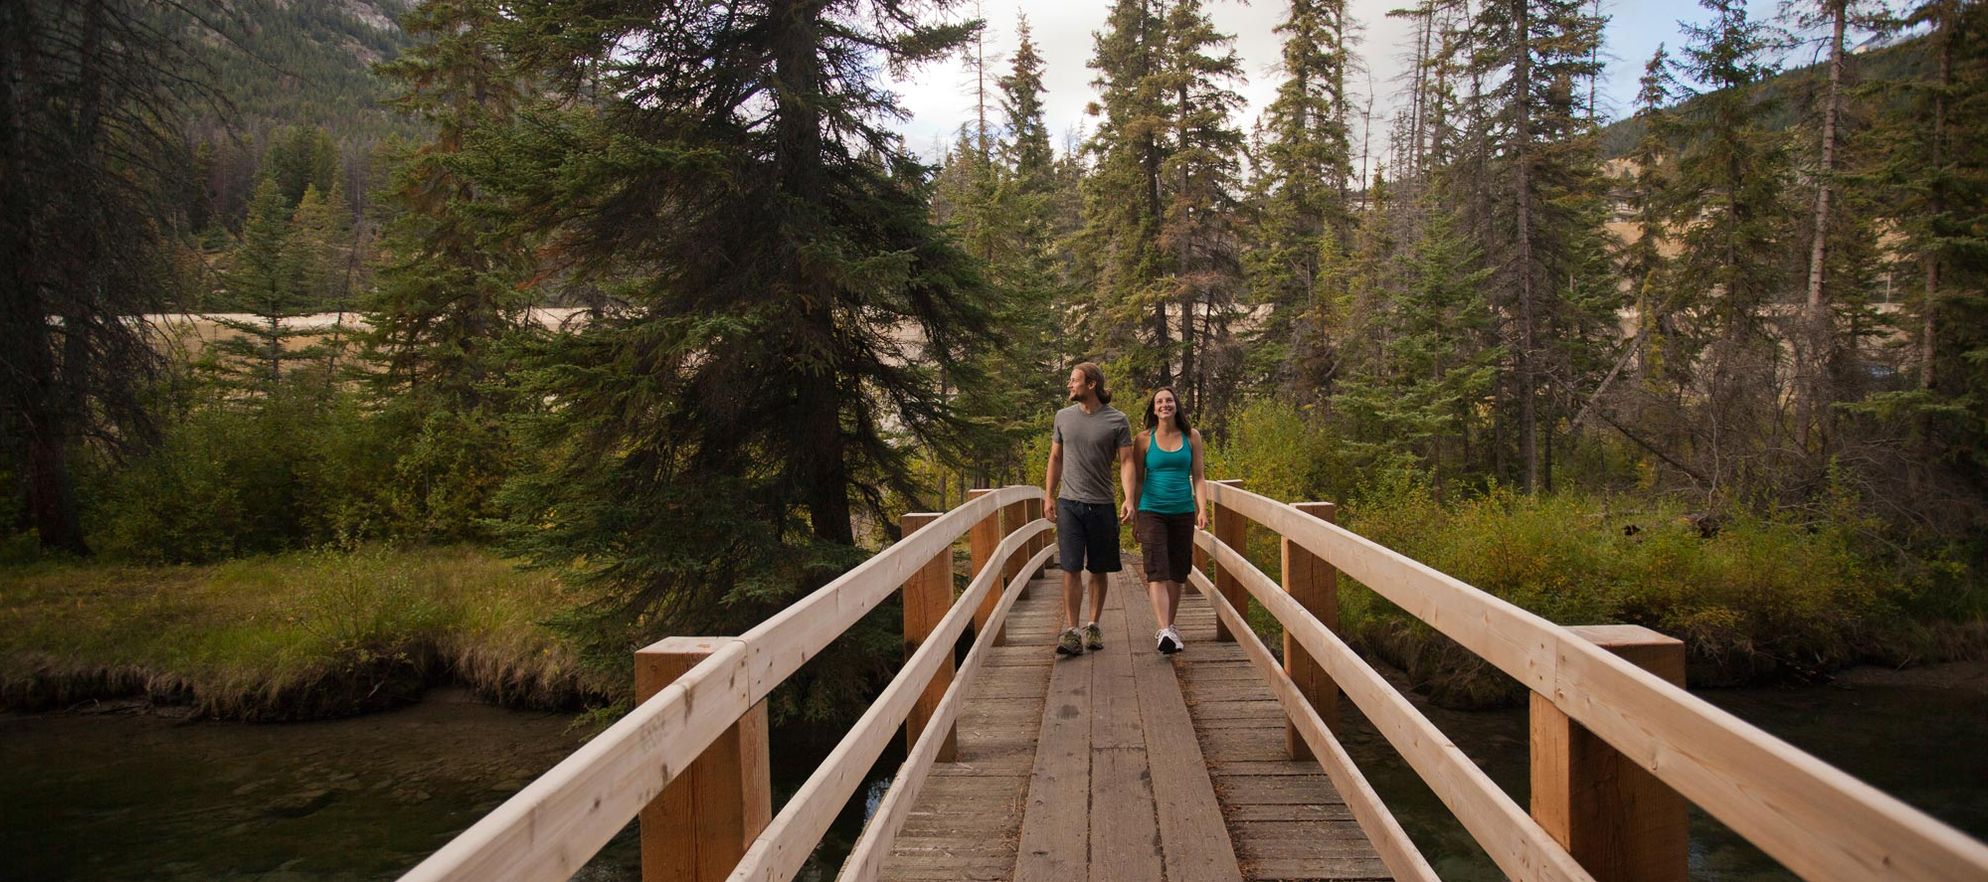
[1117, 443, 1137, 523]
[1043, 440, 1063, 522]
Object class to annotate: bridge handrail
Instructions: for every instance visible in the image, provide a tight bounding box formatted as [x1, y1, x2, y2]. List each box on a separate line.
[399, 484, 1040, 882]
[1193, 531, 1592, 882]
[836, 541, 1055, 882]
[1204, 481, 1988, 882]
[1182, 562, 1442, 882]
[727, 521, 1053, 882]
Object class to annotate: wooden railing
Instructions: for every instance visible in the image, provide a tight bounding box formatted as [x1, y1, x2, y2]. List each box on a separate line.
[1193, 480, 1988, 882]
[397, 484, 1050, 882]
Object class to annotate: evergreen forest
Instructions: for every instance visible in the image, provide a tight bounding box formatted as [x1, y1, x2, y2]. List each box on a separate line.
[3, 0, 1987, 721]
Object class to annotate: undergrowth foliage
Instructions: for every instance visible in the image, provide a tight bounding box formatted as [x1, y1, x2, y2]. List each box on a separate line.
[0, 546, 609, 720]
[1209, 404, 1981, 707]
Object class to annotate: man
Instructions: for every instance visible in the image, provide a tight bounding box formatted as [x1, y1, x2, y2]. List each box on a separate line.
[1043, 362, 1137, 656]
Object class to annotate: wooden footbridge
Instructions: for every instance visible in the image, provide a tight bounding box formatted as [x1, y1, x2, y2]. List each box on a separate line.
[401, 483, 1988, 882]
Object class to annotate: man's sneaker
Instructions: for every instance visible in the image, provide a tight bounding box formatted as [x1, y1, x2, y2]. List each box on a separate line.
[1056, 628, 1084, 656]
[1082, 622, 1105, 651]
[1156, 627, 1184, 655]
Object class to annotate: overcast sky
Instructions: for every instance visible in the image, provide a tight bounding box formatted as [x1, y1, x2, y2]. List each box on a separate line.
[885, 0, 1798, 165]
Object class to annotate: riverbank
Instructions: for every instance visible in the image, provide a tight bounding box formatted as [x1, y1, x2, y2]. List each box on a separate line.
[0, 546, 618, 720]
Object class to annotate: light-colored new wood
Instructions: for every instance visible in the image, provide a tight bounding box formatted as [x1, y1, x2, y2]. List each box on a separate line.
[1187, 570, 1437, 882]
[1531, 626, 1686, 882]
[1195, 530, 1595, 882]
[1281, 501, 1339, 759]
[398, 639, 759, 882]
[637, 638, 774, 882]
[842, 545, 1055, 882]
[968, 489, 1002, 638]
[1025, 497, 1047, 582]
[1205, 482, 1988, 882]
[1000, 500, 1029, 586]
[727, 522, 1052, 882]
[401, 486, 1036, 882]
[1210, 479, 1247, 642]
[902, 513, 959, 763]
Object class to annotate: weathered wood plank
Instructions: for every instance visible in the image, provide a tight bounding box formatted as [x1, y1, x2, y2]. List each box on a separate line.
[1122, 573, 1245, 882]
[1089, 593, 1163, 882]
[1014, 609, 1093, 882]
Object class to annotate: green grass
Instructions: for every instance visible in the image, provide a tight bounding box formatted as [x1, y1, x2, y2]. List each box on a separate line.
[1328, 486, 1984, 706]
[0, 546, 618, 719]
[1207, 482, 1985, 708]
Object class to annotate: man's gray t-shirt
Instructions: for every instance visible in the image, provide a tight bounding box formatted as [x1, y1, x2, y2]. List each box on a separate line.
[1054, 404, 1134, 504]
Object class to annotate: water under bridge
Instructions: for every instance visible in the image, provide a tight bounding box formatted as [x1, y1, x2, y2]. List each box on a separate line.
[396, 482, 1988, 882]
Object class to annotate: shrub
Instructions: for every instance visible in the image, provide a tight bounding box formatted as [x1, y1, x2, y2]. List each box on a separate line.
[1330, 486, 1945, 705]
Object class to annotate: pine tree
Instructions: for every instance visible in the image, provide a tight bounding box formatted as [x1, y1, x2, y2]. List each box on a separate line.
[1669, 0, 1798, 490]
[364, 0, 531, 409]
[209, 177, 317, 392]
[1000, 17, 1055, 193]
[0, 0, 209, 553]
[1786, 0, 1889, 453]
[1246, 0, 1354, 399]
[481, 0, 997, 706]
[261, 125, 339, 212]
[1457, 0, 1609, 491]
[1157, 0, 1246, 416]
[1076, 0, 1172, 386]
[1858, 0, 1988, 519]
[1330, 202, 1496, 487]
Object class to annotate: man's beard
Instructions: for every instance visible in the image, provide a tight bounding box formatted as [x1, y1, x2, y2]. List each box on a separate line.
[1069, 389, 1083, 402]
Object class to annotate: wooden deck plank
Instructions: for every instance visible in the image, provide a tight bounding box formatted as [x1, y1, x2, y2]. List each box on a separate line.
[1167, 575, 1395, 882]
[1013, 586, 1094, 882]
[1089, 594, 1164, 882]
[886, 565, 1394, 882]
[1122, 572, 1246, 882]
[879, 578, 1061, 882]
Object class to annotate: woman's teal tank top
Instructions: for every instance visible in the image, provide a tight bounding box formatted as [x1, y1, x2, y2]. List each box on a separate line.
[1139, 432, 1196, 514]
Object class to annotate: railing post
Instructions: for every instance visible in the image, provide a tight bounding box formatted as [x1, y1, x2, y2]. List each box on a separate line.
[1024, 494, 1046, 584]
[636, 637, 771, 882]
[901, 513, 960, 761]
[966, 490, 1006, 644]
[999, 497, 1028, 587]
[1530, 625, 1688, 882]
[1210, 479, 1247, 642]
[1282, 501, 1340, 758]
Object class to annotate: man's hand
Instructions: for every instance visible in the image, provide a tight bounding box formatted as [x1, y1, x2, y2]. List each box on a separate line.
[1120, 500, 1135, 524]
[1045, 494, 1058, 523]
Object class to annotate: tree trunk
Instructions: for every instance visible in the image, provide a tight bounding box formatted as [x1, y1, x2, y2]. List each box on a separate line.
[1511, 0, 1541, 493]
[1799, 0, 1846, 452]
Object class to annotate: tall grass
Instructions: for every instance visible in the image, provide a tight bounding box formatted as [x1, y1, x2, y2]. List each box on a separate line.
[1201, 401, 1986, 707]
[0, 546, 617, 719]
[1332, 480, 1981, 706]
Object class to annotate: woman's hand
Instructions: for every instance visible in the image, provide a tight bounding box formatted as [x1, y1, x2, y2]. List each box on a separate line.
[1196, 509, 1208, 530]
[1120, 500, 1135, 524]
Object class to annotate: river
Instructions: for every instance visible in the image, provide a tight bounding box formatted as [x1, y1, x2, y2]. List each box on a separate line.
[1, 668, 1980, 881]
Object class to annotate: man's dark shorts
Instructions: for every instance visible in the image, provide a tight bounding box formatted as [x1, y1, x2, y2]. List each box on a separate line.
[1056, 499, 1122, 574]
[1136, 510, 1195, 583]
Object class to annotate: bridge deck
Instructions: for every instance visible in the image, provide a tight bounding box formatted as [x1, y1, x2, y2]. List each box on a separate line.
[879, 568, 1390, 882]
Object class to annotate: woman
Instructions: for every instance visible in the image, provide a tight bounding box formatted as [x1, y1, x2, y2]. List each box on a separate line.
[1131, 387, 1207, 654]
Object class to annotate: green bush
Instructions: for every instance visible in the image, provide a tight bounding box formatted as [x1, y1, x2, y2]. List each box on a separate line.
[1336, 482, 1949, 704]
[89, 380, 395, 562]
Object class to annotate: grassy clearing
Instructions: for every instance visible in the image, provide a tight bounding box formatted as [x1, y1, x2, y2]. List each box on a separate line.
[0, 545, 619, 720]
[1225, 484, 1985, 708]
